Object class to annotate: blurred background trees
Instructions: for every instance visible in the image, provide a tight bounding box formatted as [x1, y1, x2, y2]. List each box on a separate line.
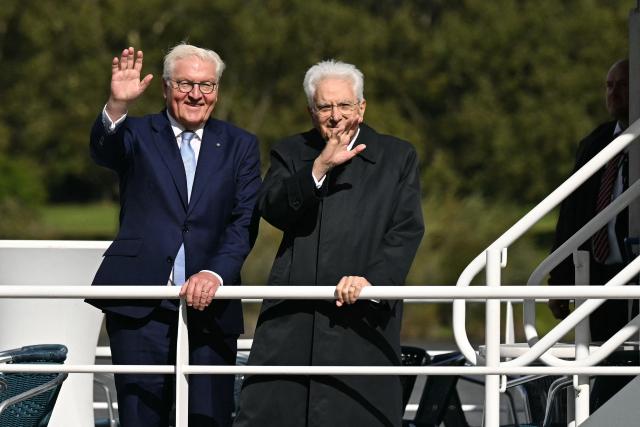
[0, 0, 633, 340]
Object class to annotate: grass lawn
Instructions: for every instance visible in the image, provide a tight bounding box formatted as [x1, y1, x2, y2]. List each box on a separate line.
[36, 202, 119, 240]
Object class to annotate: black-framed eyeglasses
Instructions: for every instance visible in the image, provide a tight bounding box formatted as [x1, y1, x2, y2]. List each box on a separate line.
[313, 101, 360, 117]
[167, 80, 218, 94]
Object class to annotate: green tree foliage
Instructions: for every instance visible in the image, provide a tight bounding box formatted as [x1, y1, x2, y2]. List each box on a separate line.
[0, 1, 635, 338]
[0, 0, 631, 203]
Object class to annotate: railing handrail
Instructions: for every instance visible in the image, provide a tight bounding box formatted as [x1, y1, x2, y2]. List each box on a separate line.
[0, 240, 110, 249]
[454, 118, 640, 365]
[4, 285, 640, 299]
[3, 363, 640, 376]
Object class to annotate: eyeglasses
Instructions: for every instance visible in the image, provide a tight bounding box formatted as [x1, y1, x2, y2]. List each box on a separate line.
[313, 101, 360, 117]
[167, 80, 218, 94]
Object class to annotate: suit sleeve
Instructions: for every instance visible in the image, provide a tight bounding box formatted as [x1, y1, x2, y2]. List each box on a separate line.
[89, 113, 131, 174]
[258, 147, 323, 231]
[365, 147, 425, 286]
[206, 136, 262, 284]
[548, 139, 590, 287]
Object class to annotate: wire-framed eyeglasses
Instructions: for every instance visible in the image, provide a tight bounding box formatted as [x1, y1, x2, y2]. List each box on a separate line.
[313, 101, 360, 117]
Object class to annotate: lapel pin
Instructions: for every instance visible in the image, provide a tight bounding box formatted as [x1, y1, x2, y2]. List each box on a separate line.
[216, 142, 221, 147]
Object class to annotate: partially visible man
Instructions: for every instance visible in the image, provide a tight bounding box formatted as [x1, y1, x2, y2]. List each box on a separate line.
[548, 59, 632, 340]
[87, 44, 261, 427]
[233, 60, 424, 427]
[548, 58, 638, 411]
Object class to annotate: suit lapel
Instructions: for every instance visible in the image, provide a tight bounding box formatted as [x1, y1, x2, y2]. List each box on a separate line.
[188, 118, 226, 213]
[151, 113, 189, 210]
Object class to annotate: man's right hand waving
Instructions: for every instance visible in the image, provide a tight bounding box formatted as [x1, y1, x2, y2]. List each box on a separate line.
[105, 47, 154, 122]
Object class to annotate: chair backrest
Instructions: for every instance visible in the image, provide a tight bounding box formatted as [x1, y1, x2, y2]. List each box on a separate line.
[400, 346, 430, 409]
[233, 351, 250, 417]
[409, 351, 469, 427]
[0, 344, 68, 427]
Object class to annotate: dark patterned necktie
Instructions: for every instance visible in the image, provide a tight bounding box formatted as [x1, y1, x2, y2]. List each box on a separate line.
[592, 151, 624, 263]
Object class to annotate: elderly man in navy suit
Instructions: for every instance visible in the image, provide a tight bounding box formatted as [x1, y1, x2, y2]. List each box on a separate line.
[87, 44, 261, 427]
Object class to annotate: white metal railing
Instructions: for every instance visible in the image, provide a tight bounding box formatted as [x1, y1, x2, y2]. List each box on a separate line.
[453, 118, 640, 425]
[3, 286, 640, 427]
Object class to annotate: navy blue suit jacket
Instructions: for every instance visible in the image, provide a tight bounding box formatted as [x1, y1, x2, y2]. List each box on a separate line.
[88, 111, 261, 335]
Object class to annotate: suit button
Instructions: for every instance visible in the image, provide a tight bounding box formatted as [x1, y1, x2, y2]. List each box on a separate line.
[183, 224, 190, 232]
[291, 200, 301, 208]
[166, 256, 173, 265]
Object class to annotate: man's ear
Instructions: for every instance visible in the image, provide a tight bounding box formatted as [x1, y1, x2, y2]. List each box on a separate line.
[359, 99, 367, 118]
[162, 80, 168, 100]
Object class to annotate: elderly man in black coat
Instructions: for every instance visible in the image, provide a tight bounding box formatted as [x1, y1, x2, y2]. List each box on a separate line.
[233, 60, 424, 427]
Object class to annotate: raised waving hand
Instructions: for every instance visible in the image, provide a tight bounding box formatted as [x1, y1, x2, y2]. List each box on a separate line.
[105, 47, 154, 121]
[312, 116, 365, 181]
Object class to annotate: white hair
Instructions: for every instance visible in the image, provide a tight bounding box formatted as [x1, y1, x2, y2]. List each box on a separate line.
[162, 43, 225, 82]
[303, 59, 364, 107]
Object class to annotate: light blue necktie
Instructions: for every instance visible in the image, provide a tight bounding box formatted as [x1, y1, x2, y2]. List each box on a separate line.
[173, 131, 196, 286]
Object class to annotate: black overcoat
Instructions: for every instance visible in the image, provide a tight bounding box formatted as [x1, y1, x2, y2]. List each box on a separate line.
[234, 124, 424, 427]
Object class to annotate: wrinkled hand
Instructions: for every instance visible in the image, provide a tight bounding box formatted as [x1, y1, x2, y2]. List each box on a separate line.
[105, 47, 154, 120]
[548, 299, 571, 319]
[178, 271, 221, 311]
[335, 276, 371, 307]
[312, 117, 365, 180]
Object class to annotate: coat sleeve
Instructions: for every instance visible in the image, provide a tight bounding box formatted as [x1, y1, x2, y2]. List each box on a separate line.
[206, 136, 262, 285]
[258, 147, 322, 231]
[365, 147, 425, 286]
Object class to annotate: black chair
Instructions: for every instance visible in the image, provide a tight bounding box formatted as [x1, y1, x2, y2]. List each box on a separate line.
[0, 344, 68, 427]
[500, 374, 568, 427]
[233, 351, 250, 417]
[94, 374, 119, 427]
[403, 351, 469, 427]
[400, 345, 430, 409]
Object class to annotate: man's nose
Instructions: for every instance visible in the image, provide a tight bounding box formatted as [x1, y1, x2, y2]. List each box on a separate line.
[329, 106, 342, 121]
[188, 84, 203, 98]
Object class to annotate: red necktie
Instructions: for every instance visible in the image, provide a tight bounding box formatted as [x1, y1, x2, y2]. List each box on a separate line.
[592, 152, 624, 262]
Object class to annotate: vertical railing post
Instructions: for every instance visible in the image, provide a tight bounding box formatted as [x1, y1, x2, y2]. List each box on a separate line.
[629, 2, 640, 396]
[628, 5, 640, 247]
[175, 298, 190, 427]
[505, 301, 515, 346]
[485, 247, 502, 426]
[572, 251, 591, 426]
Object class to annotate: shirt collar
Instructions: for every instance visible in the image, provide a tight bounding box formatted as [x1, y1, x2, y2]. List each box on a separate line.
[614, 121, 627, 136]
[333, 126, 362, 151]
[166, 111, 205, 140]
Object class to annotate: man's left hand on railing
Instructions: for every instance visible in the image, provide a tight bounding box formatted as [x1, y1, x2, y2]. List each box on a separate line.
[179, 272, 220, 311]
[335, 276, 371, 307]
